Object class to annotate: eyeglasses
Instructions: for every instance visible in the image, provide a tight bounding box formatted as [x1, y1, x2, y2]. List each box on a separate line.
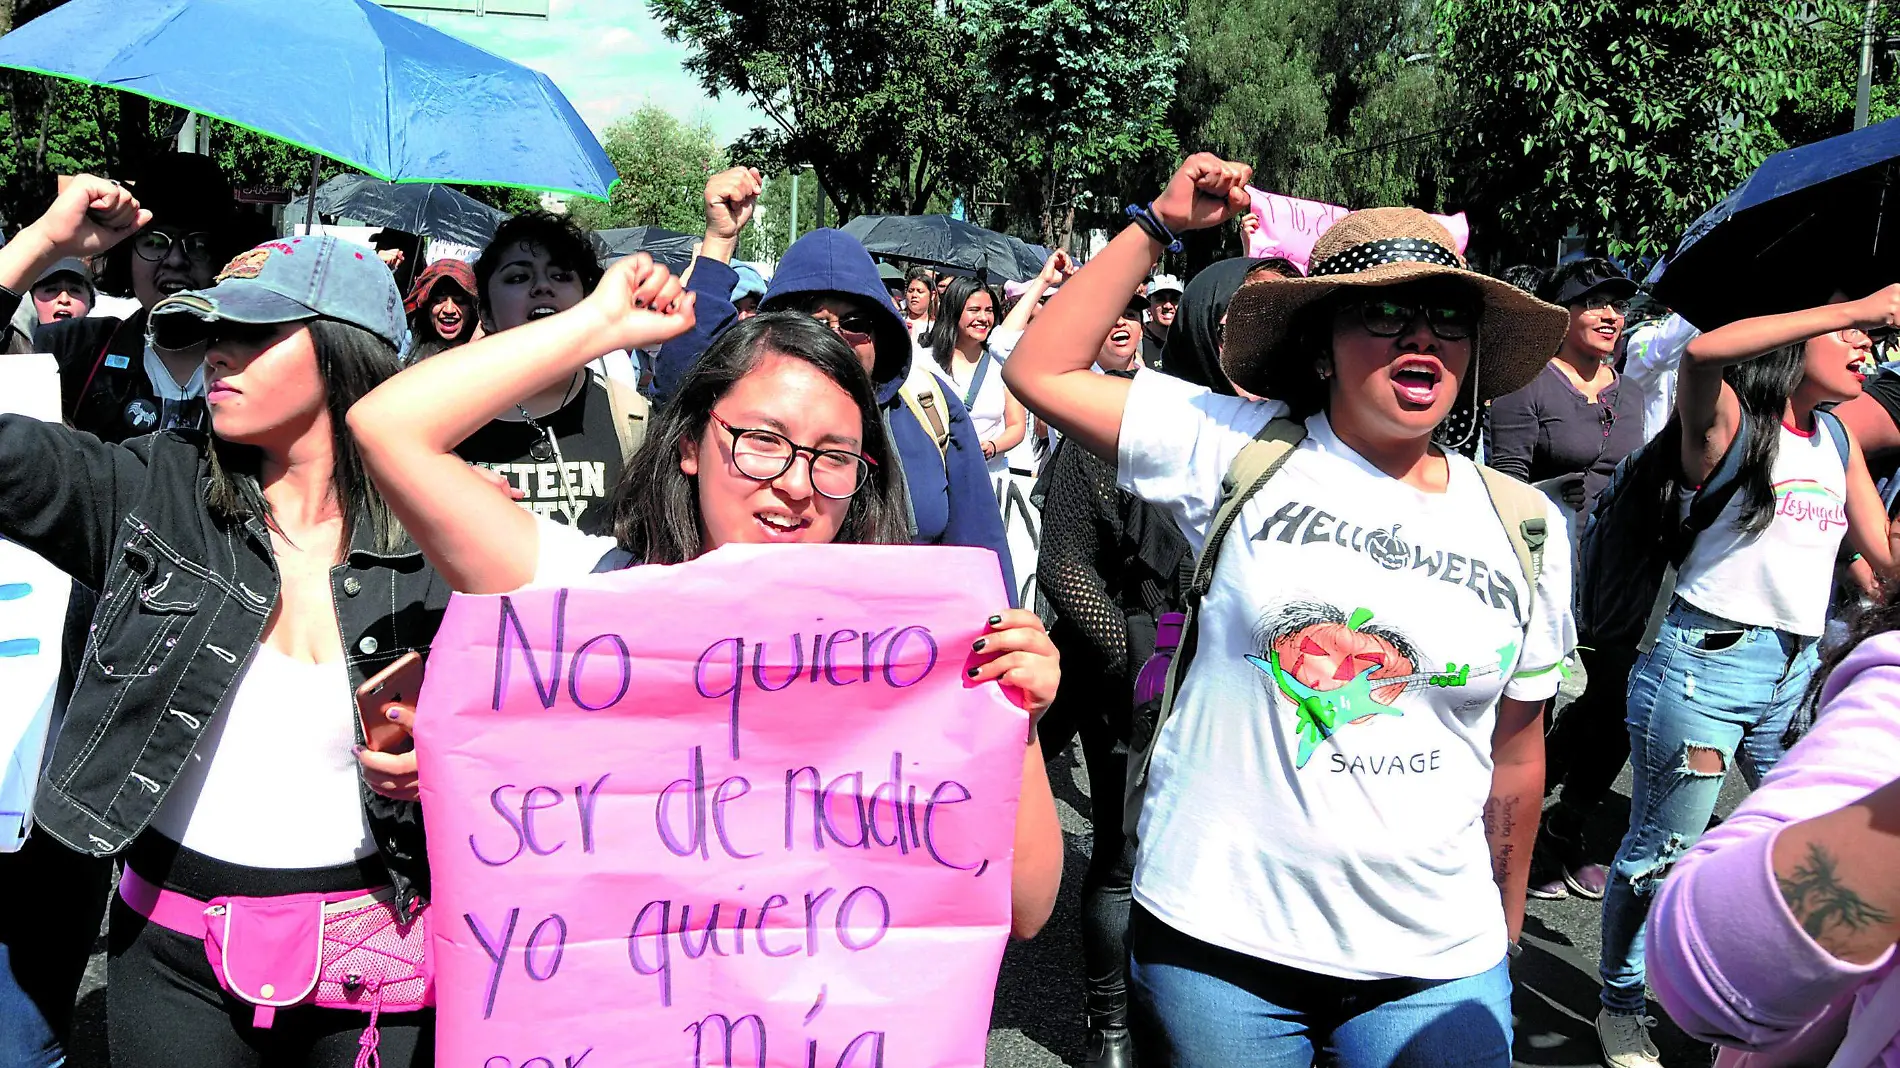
[132, 229, 217, 264]
[808, 311, 879, 343]
[1354, 299, 1478, 341]
[708, 411, 876, 499]
[1572, 295, 1631, 316]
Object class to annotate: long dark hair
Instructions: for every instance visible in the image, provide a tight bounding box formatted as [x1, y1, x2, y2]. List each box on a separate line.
[1799, 583, 1895, 743]
[607, 313, 911, 563]
[1653, 344, 1804, 538]
[205, 319, 406, 553]
[928, 276, 997, 373]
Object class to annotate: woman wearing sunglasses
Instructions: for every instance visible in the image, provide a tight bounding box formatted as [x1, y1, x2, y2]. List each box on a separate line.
[32, 151, 245, 444]
[1590, 289, 1900, 1068]
[1004, 155, 1576, 1067]
[344, 254, 1063, 942]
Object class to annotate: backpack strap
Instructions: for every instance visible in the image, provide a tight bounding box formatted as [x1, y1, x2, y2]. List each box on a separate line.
[897, 378, 952, 461]
[1475, 464, 1547, 594]
[595, 368, 651, 463]
[1124, 416, 1306, 839]
[1816, 407, 1851, 467]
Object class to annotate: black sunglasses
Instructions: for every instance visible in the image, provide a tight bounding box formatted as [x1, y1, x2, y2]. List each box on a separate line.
[1354, 299, 1478, 341]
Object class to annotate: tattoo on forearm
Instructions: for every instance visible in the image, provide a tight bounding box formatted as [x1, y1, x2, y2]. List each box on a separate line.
[1484, 796, 1520, 886]
[1778, 842, 1892, 952]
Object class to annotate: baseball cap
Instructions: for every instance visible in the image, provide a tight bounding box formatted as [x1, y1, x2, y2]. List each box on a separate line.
[147, 235, 405, 352]
[33, 257, 95, 292]
[1548, 261, 1639, 306]
[1148, 273, 1184, 298]
[730, 263, 768, 303]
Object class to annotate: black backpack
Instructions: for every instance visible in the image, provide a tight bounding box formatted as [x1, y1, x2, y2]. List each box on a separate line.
[1577, 410, 1847, 650]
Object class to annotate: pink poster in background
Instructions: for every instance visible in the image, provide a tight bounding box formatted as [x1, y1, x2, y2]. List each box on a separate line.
[416, 545, 1025, 1068]
[1246, 188, 1470, 272]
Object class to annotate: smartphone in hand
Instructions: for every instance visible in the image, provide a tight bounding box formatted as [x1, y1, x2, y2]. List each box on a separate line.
[355, 650, 424, 754]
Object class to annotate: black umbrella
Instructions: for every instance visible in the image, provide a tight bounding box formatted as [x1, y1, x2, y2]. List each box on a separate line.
[1653, 117, 1900, 329]
[840, 215, 1049, 282]
[590, 226, 699, 272]
[286, 174, 506, 248]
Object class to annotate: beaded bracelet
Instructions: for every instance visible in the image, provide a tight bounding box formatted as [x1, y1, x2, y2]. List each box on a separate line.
[1125, 202, 1183, 253]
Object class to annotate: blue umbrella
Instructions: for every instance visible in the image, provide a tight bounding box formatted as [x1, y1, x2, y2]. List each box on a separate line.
[1653, 117, 1900, 329]
[0, 0, 617, 200]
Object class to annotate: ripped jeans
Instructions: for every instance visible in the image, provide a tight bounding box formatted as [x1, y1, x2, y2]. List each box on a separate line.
[1597, 600, 1815, 1014]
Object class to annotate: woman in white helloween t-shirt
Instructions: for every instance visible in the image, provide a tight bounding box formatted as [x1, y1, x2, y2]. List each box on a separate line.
[1003, 155, 1576, 1068]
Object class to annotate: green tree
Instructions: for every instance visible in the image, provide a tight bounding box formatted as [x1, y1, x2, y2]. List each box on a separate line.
[1436, 0, 1817, 262]
[567, 104, 725, 233]
[1171, 0, 1449, 214]
[977, 0, 1183, 250]
[1771, 1, 1900, 147]
[649, 0, 996, 218]
[740, 167, 825, 262]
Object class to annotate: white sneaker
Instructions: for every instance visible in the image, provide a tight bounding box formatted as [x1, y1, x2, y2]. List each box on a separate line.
[1596, 1009, 1663, 1068]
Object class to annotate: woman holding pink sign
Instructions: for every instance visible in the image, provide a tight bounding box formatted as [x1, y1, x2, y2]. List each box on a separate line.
[347, 254, 1066, 943]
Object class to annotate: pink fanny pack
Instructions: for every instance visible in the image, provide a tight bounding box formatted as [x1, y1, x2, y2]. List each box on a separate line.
[120, 867, 433, 1068]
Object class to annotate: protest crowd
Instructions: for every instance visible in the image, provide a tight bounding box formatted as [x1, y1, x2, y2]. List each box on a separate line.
[2, 33, 1900, 1068]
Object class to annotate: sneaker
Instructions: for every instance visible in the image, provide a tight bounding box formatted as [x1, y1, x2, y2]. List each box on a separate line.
[1528, 871, 1569, 900]
[1565, 861, 1608, 900]
[1596, 1009, 1662, 1068]
[1527, 847, 1569, 900]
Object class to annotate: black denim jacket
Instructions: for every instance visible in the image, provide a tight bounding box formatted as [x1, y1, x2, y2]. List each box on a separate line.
[0, 415, 449, 919]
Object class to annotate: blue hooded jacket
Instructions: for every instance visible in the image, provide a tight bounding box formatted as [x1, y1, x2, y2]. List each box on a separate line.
[652, 231, 1015, 599]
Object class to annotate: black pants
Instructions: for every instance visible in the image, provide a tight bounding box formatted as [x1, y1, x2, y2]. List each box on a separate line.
[1543, 642, 1640, 843]
[107, 836, 433, 1068]
[1038, 675, 1138, 1020]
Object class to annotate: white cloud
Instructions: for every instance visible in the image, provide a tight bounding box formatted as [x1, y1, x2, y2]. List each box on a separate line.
[405, 0, 767, 145]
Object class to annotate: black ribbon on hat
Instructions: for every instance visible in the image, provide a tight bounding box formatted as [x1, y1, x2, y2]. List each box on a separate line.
[1310, 237, 1462, 278]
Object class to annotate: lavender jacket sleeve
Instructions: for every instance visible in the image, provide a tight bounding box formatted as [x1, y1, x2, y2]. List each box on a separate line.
[1647, 634, 1900, 1059]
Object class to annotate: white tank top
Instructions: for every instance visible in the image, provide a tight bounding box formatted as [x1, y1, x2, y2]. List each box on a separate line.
[1675, 420, 1849, 637]
[151, 645, 375, 868]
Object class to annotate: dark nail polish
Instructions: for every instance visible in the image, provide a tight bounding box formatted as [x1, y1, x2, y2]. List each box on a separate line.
[386, 708, 402, 721]
[972, 638, 987, 652]
[966, 667, 980, 678]
[987, 615, 1003, 627]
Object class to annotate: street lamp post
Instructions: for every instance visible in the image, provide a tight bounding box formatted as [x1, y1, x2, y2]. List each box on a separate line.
[1858, 0, 1882, 130]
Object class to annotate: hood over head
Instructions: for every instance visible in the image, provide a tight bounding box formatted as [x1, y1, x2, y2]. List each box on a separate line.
[760, 229, 911, 394]
[1159, 257, 1262, 395]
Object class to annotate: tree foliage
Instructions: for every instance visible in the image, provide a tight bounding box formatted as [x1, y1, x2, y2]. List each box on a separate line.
[1174, 0, 1448, 213]
[1436, 0, 1817, 263]
[650, 0, 995, 219]
[977, 0, 1183, 249]
[567, 104, 725, 233]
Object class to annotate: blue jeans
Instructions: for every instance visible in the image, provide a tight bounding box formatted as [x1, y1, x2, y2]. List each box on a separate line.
[1128, 907, 1514, 1067]
[1597, 601, 1814, 1014]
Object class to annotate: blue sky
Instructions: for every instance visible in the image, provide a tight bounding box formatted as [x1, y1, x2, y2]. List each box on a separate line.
[404, 0, 767, 145]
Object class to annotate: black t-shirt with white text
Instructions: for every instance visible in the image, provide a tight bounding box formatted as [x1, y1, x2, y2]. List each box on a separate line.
[456, 378, 624, 535]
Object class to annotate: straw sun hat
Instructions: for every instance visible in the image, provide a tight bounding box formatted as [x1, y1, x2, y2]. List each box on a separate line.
[1221, 207, 1568, 403]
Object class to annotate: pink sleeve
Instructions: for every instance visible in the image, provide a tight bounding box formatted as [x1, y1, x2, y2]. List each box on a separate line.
[1646, 660, 1900, 1053]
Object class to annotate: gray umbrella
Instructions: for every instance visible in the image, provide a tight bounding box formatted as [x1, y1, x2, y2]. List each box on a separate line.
[286, 174, 507, 248]
[840, 215, 1049, 282]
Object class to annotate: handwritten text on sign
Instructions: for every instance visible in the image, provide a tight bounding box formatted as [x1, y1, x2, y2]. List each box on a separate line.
[417, 545, 1024, 1068]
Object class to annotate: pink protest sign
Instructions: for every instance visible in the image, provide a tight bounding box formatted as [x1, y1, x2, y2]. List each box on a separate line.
[1246, 187, 1469, 272]
[416, 544, 1025, 1068]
